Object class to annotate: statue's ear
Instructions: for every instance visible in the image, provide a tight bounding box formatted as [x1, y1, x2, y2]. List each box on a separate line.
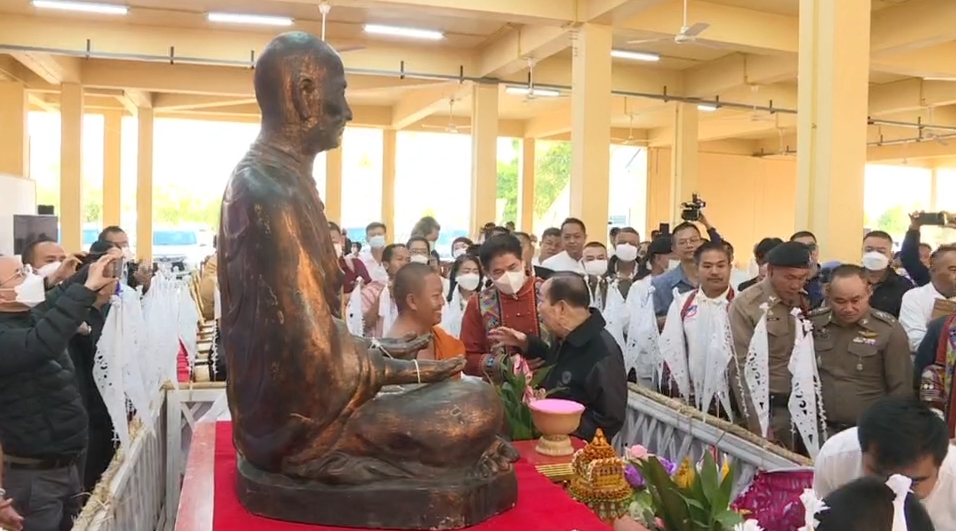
[292, 75, 317, 121]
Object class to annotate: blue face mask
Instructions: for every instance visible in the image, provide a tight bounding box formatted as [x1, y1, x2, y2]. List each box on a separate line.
[368, 235, 386, 249]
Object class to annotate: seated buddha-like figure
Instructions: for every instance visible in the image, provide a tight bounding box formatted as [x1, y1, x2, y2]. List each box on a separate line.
[218, 31, 516, 495]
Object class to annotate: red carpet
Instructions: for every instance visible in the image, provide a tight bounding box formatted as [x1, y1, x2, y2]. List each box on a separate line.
[212, 422, 613, 530]
[177, 340, 190, 382]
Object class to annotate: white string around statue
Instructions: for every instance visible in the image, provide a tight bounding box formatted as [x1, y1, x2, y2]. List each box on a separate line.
[141, 268, 186, 390]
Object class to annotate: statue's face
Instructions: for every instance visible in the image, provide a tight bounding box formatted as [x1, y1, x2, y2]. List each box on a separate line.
[301, 54, 352, 154]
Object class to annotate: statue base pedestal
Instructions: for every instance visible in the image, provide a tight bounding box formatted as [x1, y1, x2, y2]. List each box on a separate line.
[236, 455, 519, 529]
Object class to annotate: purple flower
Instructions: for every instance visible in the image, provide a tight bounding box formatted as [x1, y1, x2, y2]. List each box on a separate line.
[625, 464, 645, 488]
[658, 457, 678, 476]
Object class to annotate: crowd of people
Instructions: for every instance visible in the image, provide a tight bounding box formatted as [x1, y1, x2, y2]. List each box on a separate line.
[330, 210, 956, 531]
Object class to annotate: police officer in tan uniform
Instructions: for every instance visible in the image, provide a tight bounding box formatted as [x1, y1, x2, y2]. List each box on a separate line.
[811, 264, 913, 438]
[729, 241, 812, 451]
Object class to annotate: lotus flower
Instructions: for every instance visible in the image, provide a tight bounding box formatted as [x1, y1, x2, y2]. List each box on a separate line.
[625, 457, 678, 488]
[628, 444, 649, 461]
[510, 354, 535, 403]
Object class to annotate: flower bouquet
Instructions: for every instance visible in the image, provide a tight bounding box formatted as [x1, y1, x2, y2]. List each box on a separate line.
[491, 355, 554, 441]
[624, 445, 761, 531]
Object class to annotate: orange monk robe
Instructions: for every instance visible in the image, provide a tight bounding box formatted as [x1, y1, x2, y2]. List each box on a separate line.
[459, 278, 544, 377]
[431, 325, 464, 380]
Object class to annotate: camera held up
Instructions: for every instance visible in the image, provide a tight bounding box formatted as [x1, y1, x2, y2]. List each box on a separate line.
[680, 193, 707, 222]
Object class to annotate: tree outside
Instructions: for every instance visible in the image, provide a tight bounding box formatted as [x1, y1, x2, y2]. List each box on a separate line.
[496, 140, 571, 226]
[875, 205, 910, 236]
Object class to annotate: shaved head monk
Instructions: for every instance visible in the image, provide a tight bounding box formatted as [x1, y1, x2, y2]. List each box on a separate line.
[217, 33, 517, 527]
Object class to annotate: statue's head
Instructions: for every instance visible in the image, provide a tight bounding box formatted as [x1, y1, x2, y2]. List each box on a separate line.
[254, 32, 353, 155]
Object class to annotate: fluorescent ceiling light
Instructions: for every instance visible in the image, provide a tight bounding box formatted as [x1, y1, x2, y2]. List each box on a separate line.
[364, 24, 443, 40]
[697, 104, 718, 112]
[505, 86, 561, 97]
[611, 50, 660, 62]
[32, 0, 128, 15]
[207, 12, 293, 26]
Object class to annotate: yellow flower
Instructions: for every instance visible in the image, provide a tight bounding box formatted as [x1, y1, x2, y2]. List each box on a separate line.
[720, 457, 731, 480]
[674, 458, 695, 489]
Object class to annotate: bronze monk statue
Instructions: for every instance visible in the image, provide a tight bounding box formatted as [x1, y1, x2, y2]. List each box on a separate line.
[218, 32, 519, 529]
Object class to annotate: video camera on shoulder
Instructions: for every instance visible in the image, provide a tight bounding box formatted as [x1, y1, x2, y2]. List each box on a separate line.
[680, 193, 707, 222]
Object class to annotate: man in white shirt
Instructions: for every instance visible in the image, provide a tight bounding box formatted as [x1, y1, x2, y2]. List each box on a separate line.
[359, 221, 390, 283]
[660, 241, 735, 413]
[542, 218, 587, 274]
[813, 397, 956, 530]
[899, 245, 956, 351]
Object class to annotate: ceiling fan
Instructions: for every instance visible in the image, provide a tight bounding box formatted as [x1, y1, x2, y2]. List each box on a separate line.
[627, 0, 718, 48]
[319, 1, 364, 53]
[920, 107, 949, 146]
[421, 98, 471, 134]
[508, 58, 567, 103]
[611, 98, 646, 145]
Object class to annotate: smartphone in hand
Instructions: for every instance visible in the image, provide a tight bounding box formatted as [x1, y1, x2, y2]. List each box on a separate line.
[916, 212, 950, 226]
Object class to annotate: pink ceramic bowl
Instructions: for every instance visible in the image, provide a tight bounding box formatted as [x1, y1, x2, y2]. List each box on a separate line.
[529, 399, 585, 436]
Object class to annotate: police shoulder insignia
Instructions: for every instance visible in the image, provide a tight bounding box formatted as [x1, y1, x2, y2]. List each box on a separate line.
[808, 307, 830, 318]
[871, 309, 896, 324]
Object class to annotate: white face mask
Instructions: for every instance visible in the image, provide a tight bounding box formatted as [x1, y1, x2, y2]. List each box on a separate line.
[333, 243, 343, 257]
[122, 247, 134, 261]
[6, 273, 47, 307]
[584, 259, 608, 276]
[456, 273, 480, 291]
[368, 235, 386, 249]
[615, 244, 639, 263]
[410, 254, 429, 265]
[862, 251, 890, 271]
[668, 259, 681, 270]
[37, 261, 61, 279]
[495, 269, 526, 296]
[452, 247, 467, 259]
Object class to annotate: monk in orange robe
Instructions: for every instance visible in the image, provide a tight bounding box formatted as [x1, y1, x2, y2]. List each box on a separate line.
[387, 262, 465, 373]
[459, 235, 551, 379]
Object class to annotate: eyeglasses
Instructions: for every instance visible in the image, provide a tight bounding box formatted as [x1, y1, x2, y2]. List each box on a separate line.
[0, 265, 32, 287]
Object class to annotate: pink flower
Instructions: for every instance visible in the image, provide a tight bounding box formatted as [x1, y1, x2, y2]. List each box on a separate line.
[628, 445, 649, 461]
[511, 355, 535, 404]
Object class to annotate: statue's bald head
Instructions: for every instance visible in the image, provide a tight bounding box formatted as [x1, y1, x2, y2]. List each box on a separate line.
[254, 32, 353, 154]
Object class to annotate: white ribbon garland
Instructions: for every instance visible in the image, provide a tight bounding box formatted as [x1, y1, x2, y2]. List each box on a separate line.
[346, 278, 365, 336]
[658, 287, 690, 399]
[788, 309, 826, 458]
[742, 303, 771, 437]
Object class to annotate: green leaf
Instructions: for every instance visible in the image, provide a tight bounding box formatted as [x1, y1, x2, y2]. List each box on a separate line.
[699, 452, 719, 505]
[639, 457, 693, 530]
[713, 510, 744, 529]
[712, 461, 736, 518]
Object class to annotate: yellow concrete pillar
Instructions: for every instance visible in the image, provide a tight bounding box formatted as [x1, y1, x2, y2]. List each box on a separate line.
[645, 147, 672, 231]
[930, 166, 939, 211]
[102, 110, 122, 227]
[136, 108, 154, 262]
[469, 82, 499, 237]
[519, 138, 536, 233]
[381, 129, 397, 236]
[670, 103, 699, 222]
[570, 24, 612, 238]
[0, 81, 29, 178]
[59, 84, 83, 252]
[795, 0, 871, 262]
[325, 147, 343, 224]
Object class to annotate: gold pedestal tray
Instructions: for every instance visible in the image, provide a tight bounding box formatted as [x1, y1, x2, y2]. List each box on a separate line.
[536, 434, 574, 457]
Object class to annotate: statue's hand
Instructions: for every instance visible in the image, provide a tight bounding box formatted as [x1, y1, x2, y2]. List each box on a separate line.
[434, 355, 466, 380]
[375, 333, 432, 360]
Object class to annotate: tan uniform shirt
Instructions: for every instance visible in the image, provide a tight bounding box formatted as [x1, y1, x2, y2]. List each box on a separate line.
[729, 278, 799, 395]
[811, 307, 913, 425]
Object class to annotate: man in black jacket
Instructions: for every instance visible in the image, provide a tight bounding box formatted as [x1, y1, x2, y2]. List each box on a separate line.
[488, 272, 628, 440]
[0, 250, 119, 531]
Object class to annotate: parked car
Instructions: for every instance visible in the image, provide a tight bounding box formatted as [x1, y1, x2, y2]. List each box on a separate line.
[152, 228, 209, 271]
